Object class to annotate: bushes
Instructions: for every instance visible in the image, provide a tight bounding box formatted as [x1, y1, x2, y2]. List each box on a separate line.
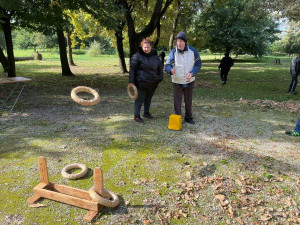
[86, 41, 101, 56]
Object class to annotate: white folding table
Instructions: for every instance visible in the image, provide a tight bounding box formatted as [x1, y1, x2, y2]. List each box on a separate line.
[0, 77, 32, 112]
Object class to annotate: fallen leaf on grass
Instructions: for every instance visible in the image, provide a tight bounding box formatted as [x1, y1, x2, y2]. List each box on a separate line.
[149, 178, 155, 182]
[215, 194, 225, 201]
[228, 205, 234, 218]
[29, 203, 47, 208]
[199, 213, 210, 221]
[260, 214, 272, 221]
[125, 200, 130, 206]
[236, 217, 243, 224]
[143, 219, 150, 225]
[185, 171, 192, 179]
[140, 178, 147, 183]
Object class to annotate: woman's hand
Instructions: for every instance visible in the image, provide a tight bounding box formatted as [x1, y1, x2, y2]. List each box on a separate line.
[129, 83, 134, 87]
[171, 68, 175, 75]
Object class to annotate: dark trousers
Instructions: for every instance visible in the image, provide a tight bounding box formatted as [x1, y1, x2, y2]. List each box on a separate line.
[134, 87, 156, 116]
[288, 75, 298, 93]
[220, 69, 230, 83]
[173, 82, 194, 119]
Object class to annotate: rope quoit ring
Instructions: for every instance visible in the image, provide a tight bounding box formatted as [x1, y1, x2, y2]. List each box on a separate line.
[127, 84, 138, 100]
[89, 186, 120, 208]
[71, 86, 100, 106]
[61, 163, 88, 180]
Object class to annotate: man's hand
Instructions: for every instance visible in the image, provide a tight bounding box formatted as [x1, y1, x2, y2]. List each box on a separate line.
[171, 68, 175, 75]
[292, 74, 296, 78]
[186, 73, 193, 81]
[129, 83, 134, 87]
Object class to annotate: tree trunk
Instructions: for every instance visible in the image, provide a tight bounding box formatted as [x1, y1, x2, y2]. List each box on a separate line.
[67, 32, 76, 66]
[2, 18, 16, 77]
[57, 28, 74, 76]
[0, 46, 8, 73]
[169, 0, 180, 51]
[123, 0, 164, 58]
[153, 22, 161, 49]
[115, 22, 128, 74]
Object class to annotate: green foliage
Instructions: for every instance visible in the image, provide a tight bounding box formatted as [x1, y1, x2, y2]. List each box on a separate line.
[193, 0, 279, 56]
[12, 28, 57, 49]
[281, 21, 300, 55]
[86, 40, 101, 56]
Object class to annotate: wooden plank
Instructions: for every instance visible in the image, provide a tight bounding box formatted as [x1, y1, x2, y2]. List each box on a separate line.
[33, 182, 49, 190]
[49, 183, 92, 200]
[38, 157, 49, 184]
[14, 57, 34, 61]
[94, 167, 104, 196]
[83, 210, 101, 222]
[0, 77, 32, 84]
[27, 194, 42, 204]
[34, 188, 99, 211]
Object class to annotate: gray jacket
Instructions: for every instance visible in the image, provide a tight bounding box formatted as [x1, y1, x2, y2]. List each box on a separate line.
[290, 57, 300, 76]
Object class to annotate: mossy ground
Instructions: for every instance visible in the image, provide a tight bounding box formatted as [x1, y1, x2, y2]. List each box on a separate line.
[0, 50, 299, 224]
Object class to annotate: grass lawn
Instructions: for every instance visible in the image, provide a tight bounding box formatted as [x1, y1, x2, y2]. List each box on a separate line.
[0, 50, 299, 224]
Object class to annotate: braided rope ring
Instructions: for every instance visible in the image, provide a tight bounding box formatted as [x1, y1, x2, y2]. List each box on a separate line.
[127, 84, 138, 100]
[88, 186, 120, 208]
[61, 163, 88, 180]
[71, 86, 100, 106]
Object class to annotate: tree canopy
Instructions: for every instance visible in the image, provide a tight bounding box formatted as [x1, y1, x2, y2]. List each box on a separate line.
[192, 0, 279, 56]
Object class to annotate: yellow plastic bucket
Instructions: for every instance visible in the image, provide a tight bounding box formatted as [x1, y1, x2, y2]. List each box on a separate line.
[168, 114, 182, 131]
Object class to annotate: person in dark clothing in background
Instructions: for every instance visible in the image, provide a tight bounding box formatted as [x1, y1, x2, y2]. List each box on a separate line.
[218, 52, 234, 85]
[129, 38, 163, 123]
[159, 51, 166, 66]
[288, 51, 300, 94]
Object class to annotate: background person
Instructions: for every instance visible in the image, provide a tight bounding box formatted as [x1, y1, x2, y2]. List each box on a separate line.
[165, 31, 201, 124]
[129, 38, 163, 123]
[218, 52, 234, 85]
[288, 51, 300, 94]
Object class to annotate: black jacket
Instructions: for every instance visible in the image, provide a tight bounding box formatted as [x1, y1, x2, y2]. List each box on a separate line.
[129, 48, 163, 88]
[219, 56, 234, 71]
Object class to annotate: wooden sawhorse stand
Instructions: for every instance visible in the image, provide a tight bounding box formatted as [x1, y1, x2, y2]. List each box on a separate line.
[27, 156, 104, 222]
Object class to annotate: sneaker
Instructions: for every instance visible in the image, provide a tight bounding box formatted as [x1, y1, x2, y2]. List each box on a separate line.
[285, 131, 292, 135]
[222, 81, 226, 85]
[143, 113, 153, 119]
[134, 115, 144, 123]
[184, 117, 195, 124]
[285, 130, 300, 136]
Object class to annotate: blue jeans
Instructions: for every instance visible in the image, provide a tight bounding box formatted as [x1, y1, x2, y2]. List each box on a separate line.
[295, 116, 300, 133]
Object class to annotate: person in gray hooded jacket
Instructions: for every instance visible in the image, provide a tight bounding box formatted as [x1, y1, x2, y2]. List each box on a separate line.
[288, 51, 300, 94]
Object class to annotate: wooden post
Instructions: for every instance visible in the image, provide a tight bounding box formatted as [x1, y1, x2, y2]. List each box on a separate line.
[38, 156, 49, 184]
[94, 167, 104, 196]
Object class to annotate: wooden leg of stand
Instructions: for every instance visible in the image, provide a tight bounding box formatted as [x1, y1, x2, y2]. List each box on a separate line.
[38, 156, 49, 184]
[27, 194, 42, 204]
[83, 210, 101, 222]
[94, 167, 104, 196]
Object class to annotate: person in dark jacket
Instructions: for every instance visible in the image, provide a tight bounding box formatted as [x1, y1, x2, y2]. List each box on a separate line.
[218, 52, 234, 85]
[129, 38, 163, 123]
[288, 51, 300, 94]
[159, 51, 166, 66]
